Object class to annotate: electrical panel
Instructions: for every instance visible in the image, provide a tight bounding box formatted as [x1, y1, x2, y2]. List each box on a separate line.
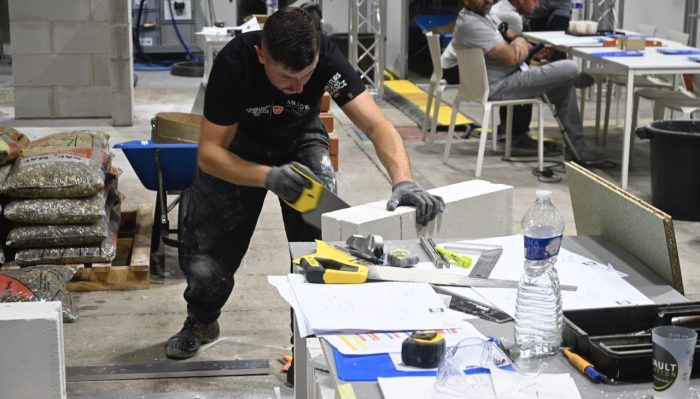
[132, 0, 203, 54]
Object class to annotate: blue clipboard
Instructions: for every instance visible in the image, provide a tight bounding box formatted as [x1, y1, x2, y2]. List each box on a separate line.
[333, 347, 437, 381]
[590, 51, 644, 58]
[657, 49, 700, 55]
[332, 346, 516, 381]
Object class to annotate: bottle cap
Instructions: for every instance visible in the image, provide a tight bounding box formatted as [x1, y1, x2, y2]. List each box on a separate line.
[536, 190, 552, 200]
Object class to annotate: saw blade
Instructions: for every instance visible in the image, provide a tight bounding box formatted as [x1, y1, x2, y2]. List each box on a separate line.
[301, 188, 350, 229]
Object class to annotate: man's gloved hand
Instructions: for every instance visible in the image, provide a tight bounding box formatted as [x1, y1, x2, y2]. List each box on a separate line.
[265, 162, 313, 202]
[386, 181, 445, 226]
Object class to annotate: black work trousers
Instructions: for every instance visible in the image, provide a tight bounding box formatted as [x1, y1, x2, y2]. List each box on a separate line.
[179, 118, 336, 324]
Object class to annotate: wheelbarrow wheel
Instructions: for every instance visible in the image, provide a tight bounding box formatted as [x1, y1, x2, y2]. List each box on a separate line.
[177, 187, 190, 269]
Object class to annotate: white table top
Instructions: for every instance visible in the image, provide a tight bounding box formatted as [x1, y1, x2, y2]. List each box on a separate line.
[571, 45, 700, 72]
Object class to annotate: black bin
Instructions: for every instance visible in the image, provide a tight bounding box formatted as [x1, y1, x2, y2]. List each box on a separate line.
[636, 120, 700, 221]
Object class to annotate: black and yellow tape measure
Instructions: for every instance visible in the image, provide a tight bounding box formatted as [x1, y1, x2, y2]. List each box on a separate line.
[401, 330, 446, 368]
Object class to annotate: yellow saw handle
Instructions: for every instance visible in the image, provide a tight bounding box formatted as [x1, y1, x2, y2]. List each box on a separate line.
[285, 163, 324, 213]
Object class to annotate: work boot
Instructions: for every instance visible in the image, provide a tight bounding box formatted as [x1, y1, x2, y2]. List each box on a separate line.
[165, 317, 220, 359]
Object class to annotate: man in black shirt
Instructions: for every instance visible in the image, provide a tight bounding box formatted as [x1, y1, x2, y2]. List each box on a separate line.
[165, 7, 445, 359]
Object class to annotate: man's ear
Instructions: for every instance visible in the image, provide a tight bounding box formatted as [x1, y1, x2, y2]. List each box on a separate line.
[254, 45, 266, 65]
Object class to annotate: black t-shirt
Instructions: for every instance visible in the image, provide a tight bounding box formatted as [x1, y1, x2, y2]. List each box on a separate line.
[204, 31, 366, 139]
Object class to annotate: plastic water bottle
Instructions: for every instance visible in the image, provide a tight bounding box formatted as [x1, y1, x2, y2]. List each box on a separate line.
[514, 190, 564, 359]
[266, 0, 278, 16]
[571, 1, 584, 21]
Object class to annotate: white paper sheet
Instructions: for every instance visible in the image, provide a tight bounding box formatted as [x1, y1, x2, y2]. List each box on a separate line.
[378, 377, 460, 399]
[268, 274, 312, 337]
[377, 371, 582, 399]
[277, 275, 466, 336]
[491, 368, 582, 399]
[460, 235, 654, 317]
[324, 323, 486, 355]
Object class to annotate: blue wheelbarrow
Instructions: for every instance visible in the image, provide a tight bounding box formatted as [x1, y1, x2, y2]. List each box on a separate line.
[114, 139, 198, 269]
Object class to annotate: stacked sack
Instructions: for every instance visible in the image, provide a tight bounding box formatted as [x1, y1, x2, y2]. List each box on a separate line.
[0, 127, 30, 263]
[0, 130, 120, 266]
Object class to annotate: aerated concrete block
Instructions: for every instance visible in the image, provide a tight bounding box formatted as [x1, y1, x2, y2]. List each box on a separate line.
[55, 86, 111, 117]
[9, 0, 91, 22]
[0, 301, 66, 399]
[14, 87, 54, 118]
[90, 0, 110, 22]
[322, 180, 513, 242]
[13, 54, 92, 86]
[9, 22, 51, 54]
[52, 22, 110, 54]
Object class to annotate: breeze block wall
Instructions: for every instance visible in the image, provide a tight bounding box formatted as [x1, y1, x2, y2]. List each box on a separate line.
[9, 0, 133, 125]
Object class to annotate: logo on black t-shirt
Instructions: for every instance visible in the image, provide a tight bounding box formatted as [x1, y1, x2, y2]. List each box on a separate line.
[325, 72, 348, 99]
[272, 105, 284, 115]
[245, 105, 271, 117]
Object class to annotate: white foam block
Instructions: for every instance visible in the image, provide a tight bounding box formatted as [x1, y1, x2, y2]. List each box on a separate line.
[322, 180, 512, 241]
[0, 301, 66, 399]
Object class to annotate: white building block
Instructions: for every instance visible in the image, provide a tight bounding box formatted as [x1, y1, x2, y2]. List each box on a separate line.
[13, 54, 92, 86]
[111, 91, 134, 126]
[14, 87, 54, 118]
[322, 180, 512, 242]
[90, 0, 110, 22]
[9, 0, 91, 22]
[55, 86, 111, 117]
[52, 22, 110, 54]
[9, 22, 51, 54]
[0, 301, 66, 399]
[93, 54, 111, 86]
[109, 0, 131, 25]
[110, 25, 131, 60]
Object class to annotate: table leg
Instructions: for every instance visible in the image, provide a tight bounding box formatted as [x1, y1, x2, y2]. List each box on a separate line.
[294, 314, 309, 399]
[621, 70, 634, 190]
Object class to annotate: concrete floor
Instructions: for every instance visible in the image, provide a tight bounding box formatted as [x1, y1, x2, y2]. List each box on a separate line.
[0, 59, 698, 398]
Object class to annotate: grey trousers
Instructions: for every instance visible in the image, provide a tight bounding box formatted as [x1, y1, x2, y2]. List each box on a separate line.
[488, 60, 586, 152]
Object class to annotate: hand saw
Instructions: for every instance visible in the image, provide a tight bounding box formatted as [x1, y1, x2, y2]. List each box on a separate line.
[285, 163, 350, 229]
[294, 241, 578, 291]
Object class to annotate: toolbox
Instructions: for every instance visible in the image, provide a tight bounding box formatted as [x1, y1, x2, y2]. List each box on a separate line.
[563, 302, 700, 382]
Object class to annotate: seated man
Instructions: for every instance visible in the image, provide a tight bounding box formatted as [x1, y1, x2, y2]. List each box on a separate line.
[491, 0, 539, 147]
[441, 0, 602, 164]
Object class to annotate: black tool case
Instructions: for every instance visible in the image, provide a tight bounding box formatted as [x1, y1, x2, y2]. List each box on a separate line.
[563, 302, 700, 382]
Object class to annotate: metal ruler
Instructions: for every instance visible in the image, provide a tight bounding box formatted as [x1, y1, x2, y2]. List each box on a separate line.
[432, 285, 513, 323]
[366, 265, 577, 291]
[66, 359, 270, 381]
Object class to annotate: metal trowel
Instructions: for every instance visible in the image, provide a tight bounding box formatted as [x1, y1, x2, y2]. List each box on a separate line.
[285, 163, 350, 229]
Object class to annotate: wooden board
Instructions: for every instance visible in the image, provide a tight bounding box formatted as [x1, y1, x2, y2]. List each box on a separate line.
[565, 162, 683, 294]
[67, 203, 153, 292]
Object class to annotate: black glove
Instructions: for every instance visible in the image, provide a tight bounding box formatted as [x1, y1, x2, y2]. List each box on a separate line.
[265, 162, 313, 202]
[386, 181, 445, 226]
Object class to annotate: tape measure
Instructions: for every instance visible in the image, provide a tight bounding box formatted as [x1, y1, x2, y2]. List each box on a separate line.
[401, 330, 446, 368]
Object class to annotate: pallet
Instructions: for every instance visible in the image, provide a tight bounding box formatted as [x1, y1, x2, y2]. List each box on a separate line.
[67, 203, 153, 292]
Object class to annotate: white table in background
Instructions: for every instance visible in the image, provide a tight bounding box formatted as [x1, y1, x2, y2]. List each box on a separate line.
[570, 45, 700, 189]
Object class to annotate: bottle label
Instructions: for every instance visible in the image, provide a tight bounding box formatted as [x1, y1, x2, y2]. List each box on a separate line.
[524, 235, 563, 261]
